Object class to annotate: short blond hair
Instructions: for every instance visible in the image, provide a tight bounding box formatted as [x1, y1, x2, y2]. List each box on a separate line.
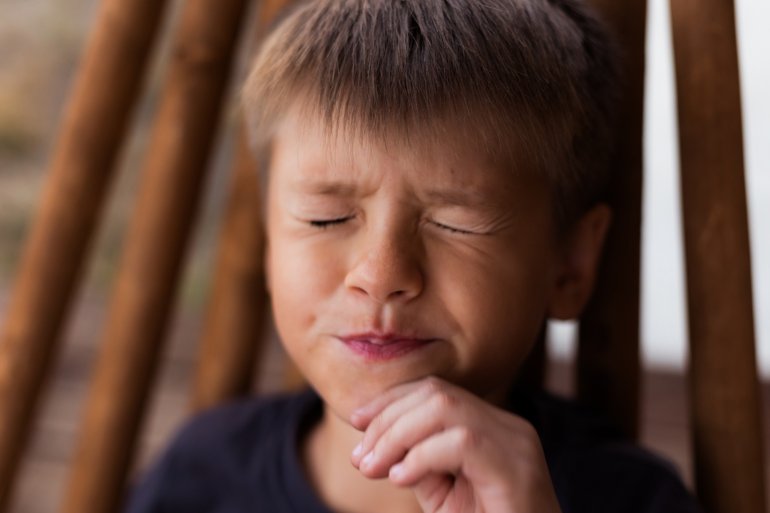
[242, 0, 618, 228]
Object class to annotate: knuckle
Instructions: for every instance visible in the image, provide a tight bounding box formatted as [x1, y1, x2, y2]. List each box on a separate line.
[368, 412, 387, 434]
[387, 417, 408, 443]
[363, 417, 384, 446]
[428, 390, 457, 414]
[379, 424, 400, 452]
[403, 447, 422, 470]
[421, 377, 444, 395]
[454, 426, 480, 451]
[516, 418, 538, 440]
[512, 419, 544, 461]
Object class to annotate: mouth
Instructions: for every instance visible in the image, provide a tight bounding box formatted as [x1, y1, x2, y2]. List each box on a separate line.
[337, 332, 437, 361]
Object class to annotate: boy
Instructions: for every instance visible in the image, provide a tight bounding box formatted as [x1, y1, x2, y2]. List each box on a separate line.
[125, 0, 702, 512]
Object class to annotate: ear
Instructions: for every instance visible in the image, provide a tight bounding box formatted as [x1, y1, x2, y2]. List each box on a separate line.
[547, 203, 612, 320]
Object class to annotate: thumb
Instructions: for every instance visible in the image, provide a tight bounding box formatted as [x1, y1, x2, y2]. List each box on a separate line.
[409, 473, 477, 513]
[410, 474, 452, 512]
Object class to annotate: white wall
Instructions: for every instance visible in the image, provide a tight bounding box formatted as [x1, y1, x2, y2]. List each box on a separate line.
[642, 0, 769, 378]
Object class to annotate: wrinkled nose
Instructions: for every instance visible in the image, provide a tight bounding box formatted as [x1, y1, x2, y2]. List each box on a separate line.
[344, 226, 424, 304]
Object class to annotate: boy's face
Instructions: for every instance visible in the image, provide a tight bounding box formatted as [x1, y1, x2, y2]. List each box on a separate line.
[265, 110, 576, 421]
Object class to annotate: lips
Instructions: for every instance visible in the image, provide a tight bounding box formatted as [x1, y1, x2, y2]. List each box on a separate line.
[337, 332, 437, 361]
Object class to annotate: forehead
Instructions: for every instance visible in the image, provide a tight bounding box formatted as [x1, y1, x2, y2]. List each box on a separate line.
[268, 104, 546, 202]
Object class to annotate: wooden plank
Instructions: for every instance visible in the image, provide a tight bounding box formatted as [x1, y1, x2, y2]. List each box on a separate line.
[57, 0, 252, 512]
[0, 0, 169, 511]
[577, 0, 647, 440]
[669, 0, 767, 511]
[189, 129, 268, 410]
[189, 0, 296, 412]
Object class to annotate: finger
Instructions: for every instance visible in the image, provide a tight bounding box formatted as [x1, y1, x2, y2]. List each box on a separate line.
[351, 388, 430, 467]
[352, 378, 461, 468]
[388, 426, 485, 487]
[415, 474, 476, 513]
[350, 376, 441, 430]
[357, 393, 458, 477]
[352, 378, 451, 464]
[394, 473, 456, 512]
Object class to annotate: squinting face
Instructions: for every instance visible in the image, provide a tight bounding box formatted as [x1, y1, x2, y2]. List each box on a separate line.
[265, 111, 563, 421]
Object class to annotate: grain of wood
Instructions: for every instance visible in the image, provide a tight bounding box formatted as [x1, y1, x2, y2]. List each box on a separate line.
[578, 0, 648, 440]
[189, 0, 296, 413]
[58, 1, 252, 512]
[670, 0, 767, 511]
[0, 1, 169, 511]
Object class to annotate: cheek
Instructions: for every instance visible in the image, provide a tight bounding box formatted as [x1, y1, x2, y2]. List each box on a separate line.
[435, 240, 552, 325]
[447, 266, 546, 340]
[269, 237, 339, 298]
[268, 239, 330, 337]
[435, 248, 552, 386]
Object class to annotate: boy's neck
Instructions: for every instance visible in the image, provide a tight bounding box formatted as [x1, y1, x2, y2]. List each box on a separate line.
[302, 403, 424, 513]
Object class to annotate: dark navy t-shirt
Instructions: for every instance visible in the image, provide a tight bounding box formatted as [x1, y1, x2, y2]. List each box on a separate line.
[123, 387, 702, 513]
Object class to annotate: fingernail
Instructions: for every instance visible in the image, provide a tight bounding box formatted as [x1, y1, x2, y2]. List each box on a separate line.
[352, 443, 363, 458]
[361, 452, 374, 468]
[389, 464, 404, 479]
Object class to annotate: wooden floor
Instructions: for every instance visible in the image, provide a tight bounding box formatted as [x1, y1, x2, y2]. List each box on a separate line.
[1, 291, 769, 513]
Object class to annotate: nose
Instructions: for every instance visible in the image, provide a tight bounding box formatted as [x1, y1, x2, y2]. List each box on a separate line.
[344, 224, 424, 304]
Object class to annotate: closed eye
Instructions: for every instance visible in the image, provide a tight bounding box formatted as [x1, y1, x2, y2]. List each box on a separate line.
[431, 221, 476, 235]
[308, 217, 351, 229]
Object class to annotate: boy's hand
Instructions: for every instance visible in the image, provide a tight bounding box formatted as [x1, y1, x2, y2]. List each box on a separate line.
[349, 377, 562, 513]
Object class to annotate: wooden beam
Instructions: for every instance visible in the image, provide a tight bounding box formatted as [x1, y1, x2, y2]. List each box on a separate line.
[58, 0, 251, 512]
[0, 0, 169, 510]
[189, 129, 268, 410]
[670, 0, 767, 511]
[578, 0, 647, 440]
[188, 0, 296, 412]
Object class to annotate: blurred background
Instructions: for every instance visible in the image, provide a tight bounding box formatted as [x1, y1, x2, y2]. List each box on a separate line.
[0, 0, 768, 511]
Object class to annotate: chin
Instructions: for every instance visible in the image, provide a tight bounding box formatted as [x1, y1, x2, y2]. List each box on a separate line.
[313, 386, 375, 426]
[312, 369, 439, 425]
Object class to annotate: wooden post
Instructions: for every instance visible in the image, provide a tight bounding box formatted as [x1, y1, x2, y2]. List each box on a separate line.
[59, 0, 251, 511]
[0, 0, 168, 510]
[189, 130, 268, 410]
[578, 0, 647, 440]
[189, 0, 295, 412]
[670, 0, 767, 511]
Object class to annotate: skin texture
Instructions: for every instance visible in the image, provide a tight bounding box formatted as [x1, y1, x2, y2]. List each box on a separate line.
[350, 377, 562, 513]
[264, 107, 611, 513]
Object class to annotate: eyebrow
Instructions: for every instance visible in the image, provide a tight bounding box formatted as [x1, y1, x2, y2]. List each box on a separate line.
[291, 180, 358, 196]
[291, 180, 488, 207]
